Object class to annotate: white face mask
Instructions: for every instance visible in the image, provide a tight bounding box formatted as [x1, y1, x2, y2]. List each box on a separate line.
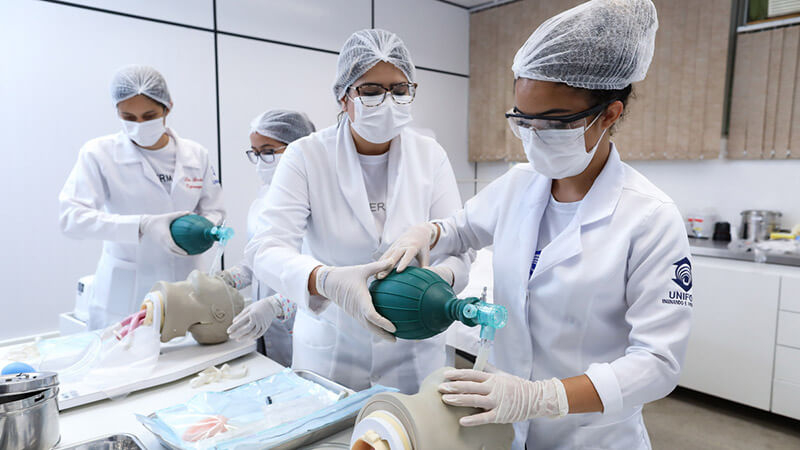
[121, 117, 167, 147]
[350, 98, 413, 144]
[255, 154, 281, 185]
[520, 114, 607, 179]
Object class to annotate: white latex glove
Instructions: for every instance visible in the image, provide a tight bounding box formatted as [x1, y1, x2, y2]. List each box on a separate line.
[438, 369, 569, 426]
[316, 261, 397, 341]
[377, 222, 439, 279]
[424, 265, 454, 286]
[216, 270, 236, 288]
[140, 211, 191, 256]
[227, 296, 280, 341]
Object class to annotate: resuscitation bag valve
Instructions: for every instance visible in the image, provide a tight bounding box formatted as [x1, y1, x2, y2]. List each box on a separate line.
[170, 214, 234, 255]
[369, 267, 507, 341]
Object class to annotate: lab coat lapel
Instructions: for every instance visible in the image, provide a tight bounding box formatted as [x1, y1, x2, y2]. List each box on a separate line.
[512, 173, 550, 289]
[168, 128, 202, 201]
[530, 144, 624, 280]
[335, 120, 379, 242]
[381, 135, 403, 244]
[112, 132, 163, 192]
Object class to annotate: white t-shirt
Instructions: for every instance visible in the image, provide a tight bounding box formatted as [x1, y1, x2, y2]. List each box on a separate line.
[358, 151, 389, 237]
[138, 137, 177, 193]
[529, 194, 580, 279]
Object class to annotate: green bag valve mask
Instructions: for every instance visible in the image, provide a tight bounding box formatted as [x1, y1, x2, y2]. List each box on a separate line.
[170, 214, 234, 255]
[368, 267, 507, 341]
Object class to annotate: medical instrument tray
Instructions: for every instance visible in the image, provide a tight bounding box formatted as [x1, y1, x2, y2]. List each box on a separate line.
[143, 369, 356, 450]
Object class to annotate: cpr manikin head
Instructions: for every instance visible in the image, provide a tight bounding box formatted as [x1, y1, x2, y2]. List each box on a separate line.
[350, 367, 513, 450]
[141, 270, 245, 344]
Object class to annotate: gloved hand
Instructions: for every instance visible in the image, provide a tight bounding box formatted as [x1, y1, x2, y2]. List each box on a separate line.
[140, 211, 191, 256]
[316, 260, 397, 341]
[377, 222, 439, 279]
[227, 296, 280, 341]
[438, 369, 569, 426]
[216, 270, 236, 288]
[424, 265, 454, 286]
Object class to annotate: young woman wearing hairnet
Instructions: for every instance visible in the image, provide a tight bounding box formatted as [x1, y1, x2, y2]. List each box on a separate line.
[59, 65, 225, 330]
[381, 1, 692, 448]
[216, 110, 316, 367]
[245, 29, 470, 393]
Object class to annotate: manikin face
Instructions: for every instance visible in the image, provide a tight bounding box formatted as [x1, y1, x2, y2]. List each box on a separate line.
[144, 270, 244, 344]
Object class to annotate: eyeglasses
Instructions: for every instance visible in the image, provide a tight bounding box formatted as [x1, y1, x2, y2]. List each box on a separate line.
[505, 100, 612, 142]
[347, 82, 418, 107]
[245, 145, 286, 164]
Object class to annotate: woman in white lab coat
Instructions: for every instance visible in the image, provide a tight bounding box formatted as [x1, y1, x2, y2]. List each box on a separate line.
[246, 29, 470, 394]
[59, 65, 225, 330]
[383, 1, 692, 449]
[218, 109, 316, 367]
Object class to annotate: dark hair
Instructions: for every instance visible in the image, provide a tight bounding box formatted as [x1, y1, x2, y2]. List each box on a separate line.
[576, 84, 633, 133]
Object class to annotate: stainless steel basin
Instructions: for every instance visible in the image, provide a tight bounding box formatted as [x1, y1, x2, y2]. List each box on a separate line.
[57, 434, 145, 450]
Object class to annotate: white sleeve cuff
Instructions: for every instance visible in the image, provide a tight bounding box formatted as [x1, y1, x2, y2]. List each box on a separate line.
[282, 253, 323, 309]
[585, 362, 624, 414]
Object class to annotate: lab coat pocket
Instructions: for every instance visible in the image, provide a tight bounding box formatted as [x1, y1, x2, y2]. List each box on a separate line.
[292, 309, 337, 374]
[571, 410, 650, 450]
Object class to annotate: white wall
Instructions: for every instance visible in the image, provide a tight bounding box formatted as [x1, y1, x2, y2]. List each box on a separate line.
[629, 156, 800, 230]
[0, 0, 471, 341]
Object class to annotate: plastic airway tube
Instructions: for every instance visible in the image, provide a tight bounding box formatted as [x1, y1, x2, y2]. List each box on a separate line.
[473, 338, 491, 372]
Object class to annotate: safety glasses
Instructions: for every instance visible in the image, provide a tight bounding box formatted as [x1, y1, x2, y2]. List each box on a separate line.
[505, 100, 612, 140]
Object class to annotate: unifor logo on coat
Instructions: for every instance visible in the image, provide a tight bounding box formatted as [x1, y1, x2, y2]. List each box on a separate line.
[662, 256, 693, 307]
[671, 257, 692, 292]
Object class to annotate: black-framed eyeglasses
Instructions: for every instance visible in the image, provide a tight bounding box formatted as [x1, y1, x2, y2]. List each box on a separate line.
[347, 82, 418, 107]
[245, 145, 286, 164]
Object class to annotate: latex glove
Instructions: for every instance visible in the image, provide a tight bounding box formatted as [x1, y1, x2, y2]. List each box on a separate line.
[227, 296, 280, 341]
[216, 270, 236, 288]
[438, 369, 569, 426]
[140, 211, 191, 256]
[424, 265, 454, 286]
[316, 261, 397, 341]
[377, 222, 439, 279]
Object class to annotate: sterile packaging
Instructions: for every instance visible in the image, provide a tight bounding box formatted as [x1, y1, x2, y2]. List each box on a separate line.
[138, 369, 396, 449]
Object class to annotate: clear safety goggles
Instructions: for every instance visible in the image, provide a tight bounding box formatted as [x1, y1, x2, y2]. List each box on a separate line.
[505, 100, 611, 144]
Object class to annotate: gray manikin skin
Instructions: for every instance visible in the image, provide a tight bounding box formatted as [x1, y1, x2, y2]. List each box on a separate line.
[152, 270, 244, 344]
[355, 367, 514, 450]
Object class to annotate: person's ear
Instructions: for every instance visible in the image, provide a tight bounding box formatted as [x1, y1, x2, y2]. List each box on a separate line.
[600, 100, 623, 129]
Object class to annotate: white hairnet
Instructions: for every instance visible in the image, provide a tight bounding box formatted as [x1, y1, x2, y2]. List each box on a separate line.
[512, 0, 658, 90]
[332, 29, 416, 102]
[249, 109, 316, 144]
[110, 64, 172, 107]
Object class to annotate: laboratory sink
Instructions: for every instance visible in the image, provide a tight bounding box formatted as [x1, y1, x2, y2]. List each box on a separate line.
[57, 433, 145, 450]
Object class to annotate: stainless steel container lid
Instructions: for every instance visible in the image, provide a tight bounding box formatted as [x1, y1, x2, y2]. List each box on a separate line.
[0, 372, 59, 397]
[740, 210, 782, 216]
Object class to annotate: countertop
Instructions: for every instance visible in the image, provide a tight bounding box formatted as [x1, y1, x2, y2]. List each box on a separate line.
[689, 237, 800, 267]
[56, 352, 353, 449]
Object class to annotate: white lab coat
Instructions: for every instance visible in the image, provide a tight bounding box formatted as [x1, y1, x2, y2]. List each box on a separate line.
[436, 146, 693, 449]
[59, 128, 225, 329]
[245, 185, 295, 367]
[245, 120, 471, 394]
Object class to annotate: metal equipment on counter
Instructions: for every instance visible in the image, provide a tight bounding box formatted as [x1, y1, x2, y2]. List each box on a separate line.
[0, 371, 61, 450]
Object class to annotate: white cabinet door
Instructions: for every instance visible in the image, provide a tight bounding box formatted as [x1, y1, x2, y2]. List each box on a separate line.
[679, 257, 780, 410]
